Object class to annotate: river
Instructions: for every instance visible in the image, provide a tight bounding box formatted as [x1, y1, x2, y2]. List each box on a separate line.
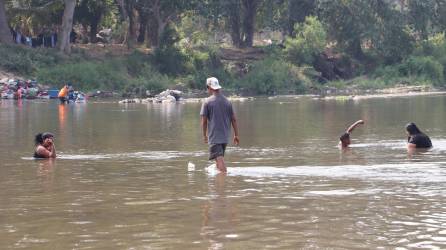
[1, 95, 446, 249]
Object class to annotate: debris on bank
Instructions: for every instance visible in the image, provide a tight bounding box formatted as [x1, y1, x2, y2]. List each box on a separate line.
[1, 78, 46, 99]
[118, 89, 255, 104]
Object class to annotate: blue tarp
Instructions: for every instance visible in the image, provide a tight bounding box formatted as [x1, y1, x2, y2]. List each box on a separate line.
[48, 89, 59, 98]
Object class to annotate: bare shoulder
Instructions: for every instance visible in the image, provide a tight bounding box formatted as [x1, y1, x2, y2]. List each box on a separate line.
[36, 145, 48, 153]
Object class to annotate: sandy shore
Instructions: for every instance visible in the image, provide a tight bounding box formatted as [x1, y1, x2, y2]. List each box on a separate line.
[320, 86, 446, 100]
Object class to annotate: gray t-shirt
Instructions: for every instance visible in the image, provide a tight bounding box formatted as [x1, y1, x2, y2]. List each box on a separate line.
[200, 93, 234, 144]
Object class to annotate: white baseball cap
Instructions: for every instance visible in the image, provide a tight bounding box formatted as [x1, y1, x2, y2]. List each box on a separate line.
[206, 77, 222, 90]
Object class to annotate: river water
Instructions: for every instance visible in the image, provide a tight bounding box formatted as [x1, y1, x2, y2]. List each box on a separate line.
[1, 95, 446, 249]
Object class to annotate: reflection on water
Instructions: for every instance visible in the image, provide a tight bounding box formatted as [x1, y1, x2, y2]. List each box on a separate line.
[1, 96, 446, 249]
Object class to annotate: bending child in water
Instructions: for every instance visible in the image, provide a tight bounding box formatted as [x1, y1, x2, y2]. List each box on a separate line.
[339, 120, 364, 148]
[406, 122, 432, 149]
[34, 132, 56, 158]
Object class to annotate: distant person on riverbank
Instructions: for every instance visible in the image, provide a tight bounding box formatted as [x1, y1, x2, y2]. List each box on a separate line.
[200, 77, 240, 173]
[339, 120, 364, 148]
[34, 132, 56, 158]
[406, 122, 432, 149]
[58, 85, 68, 104]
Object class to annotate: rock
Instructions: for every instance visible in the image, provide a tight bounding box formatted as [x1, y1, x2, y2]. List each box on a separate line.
[162, 95, 176, 103]
[227, 95, 255, 102]
[118, 98, 141, 104]
[182, 98, 203, 103]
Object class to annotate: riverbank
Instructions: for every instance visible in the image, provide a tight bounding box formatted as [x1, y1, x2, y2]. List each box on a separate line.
[1, 43, 445, 99]
[115, 85, 446, 104]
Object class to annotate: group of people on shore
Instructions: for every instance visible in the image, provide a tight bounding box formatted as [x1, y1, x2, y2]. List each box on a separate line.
[34, 77, 433, 173]
[10, 27, 77, 48]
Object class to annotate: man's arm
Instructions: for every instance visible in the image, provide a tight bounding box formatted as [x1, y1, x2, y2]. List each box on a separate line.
[346, 120, 364, 133]
[201, 116, 208, 144]
[231, 115, 240, 145]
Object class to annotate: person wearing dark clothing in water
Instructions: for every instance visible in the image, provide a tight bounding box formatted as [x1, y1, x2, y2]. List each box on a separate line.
[339, 120, 365, 148]
[406, 122, 432, 149]
[34, 133, 56, 158]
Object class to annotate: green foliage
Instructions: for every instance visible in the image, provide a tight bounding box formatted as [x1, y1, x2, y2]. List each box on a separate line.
[186, 47, 231, 89]
[152, 25, 189, 76]
[126, 65, 172, 95]
[36, 61, 127, 90]
[317, 0, 413, 62]
[125, 51, 152, 76]
[399, 56, 444, 85]
[36, 57, 173, 93]
[236, 57, 310, 95]
[284, 16, 326, 65]
[0, 44, 63, 75]
[371, 55, 445, 87]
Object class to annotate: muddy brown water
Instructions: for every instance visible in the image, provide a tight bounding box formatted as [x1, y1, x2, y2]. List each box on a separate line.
[1, 95, 446, 249]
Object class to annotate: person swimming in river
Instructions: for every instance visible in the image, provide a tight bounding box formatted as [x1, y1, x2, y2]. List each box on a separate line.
[339, 120, 364, 148]
[406, 122, 432, 149]
[34, 132, 56, 158]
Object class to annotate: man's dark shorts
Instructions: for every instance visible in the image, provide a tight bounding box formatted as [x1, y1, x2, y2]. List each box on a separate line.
[209, 144, 227, 160]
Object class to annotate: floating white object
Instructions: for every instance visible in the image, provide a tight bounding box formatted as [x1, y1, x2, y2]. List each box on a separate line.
[187, 162, 195, 171]
[206, 164, 218, 175]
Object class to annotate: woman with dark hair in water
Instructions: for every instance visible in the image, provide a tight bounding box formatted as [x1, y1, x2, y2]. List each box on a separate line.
[34, 133, 56, 158]
[406, 123, 432, 149]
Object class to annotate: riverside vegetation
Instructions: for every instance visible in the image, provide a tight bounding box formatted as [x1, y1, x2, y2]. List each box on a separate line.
[1, 1, 446, 97]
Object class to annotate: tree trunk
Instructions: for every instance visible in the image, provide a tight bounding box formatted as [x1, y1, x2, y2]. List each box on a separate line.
[348, 38, 365, 61]
[127, 7, 137, 48]
[241, 0, 258, 47]
[116, 0, 136, 48]
[115, 0, 127, 21]
[146, 16, 159, 48]
[89, 16, 100, 43]
[228, 0, 242, 48]
[58, 0, 76, 54]
[0, 0, 13, 44]
[137, 13, 148, 43]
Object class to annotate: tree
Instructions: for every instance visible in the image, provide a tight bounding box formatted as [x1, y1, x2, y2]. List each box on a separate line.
[0, 0, 13, 44]
[58, 0, 76, 54]
[75, 0, 114, 43]
[407, 0, 436, 40]
[137, 0, 197, 48]
[317, 0, 413, 63]
[202, 0, 262, 48]
[287, 0, 315, 36]
[284, 16, 327, 65]
[115, 0, 137, 48]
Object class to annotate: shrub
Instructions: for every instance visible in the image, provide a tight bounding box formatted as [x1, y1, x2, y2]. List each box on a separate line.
[284, 16, 327, 65]
[0, 44, 63, 75]
[36, 60, 129, 90]
[134, 64, 172, 94]
[185, 47, 231, 89]
[152, 25, 189, 76]
[399, 56, 444, 85]
[125, 51, 151, 76]
[236, 58, 309, 95]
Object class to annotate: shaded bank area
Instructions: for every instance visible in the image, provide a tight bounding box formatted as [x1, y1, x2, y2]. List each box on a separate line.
[1, 43, 445, 98]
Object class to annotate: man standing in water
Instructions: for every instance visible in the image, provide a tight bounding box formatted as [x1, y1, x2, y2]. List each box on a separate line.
[201, 77, 240, 173]
[58, 84, 69, 104]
